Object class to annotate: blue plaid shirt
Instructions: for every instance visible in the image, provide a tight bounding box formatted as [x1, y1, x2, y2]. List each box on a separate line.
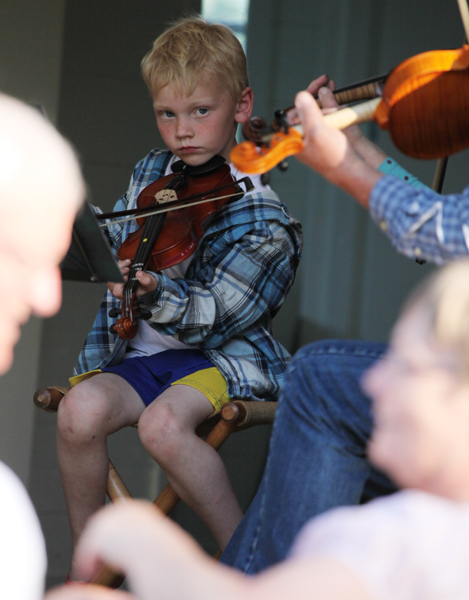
[370, 160, 469, 265]
[74, 149, 303, 400]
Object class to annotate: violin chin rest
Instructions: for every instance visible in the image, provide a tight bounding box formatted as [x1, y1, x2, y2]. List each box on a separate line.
[172, 154, 226, 176]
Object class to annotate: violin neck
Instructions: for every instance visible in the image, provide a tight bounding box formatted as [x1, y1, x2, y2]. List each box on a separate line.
[326, 80, 384, 107]
[293, 97, 382, 135]
[125, 213, 167, 293]
[311, 74, 386, 107]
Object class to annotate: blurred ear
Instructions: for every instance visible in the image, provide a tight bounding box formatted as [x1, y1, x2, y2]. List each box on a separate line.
[235, 87, 254, 124]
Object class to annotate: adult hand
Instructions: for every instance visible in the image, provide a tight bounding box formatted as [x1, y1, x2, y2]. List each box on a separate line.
[44, 584, 134, 600]
[71, 501, 209, 600]
[294, 91, 383, 208]
[287, 75, 333, 126]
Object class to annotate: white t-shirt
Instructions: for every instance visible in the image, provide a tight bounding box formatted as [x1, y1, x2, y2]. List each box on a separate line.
[290, 489, 469, 600]
[125, 157, 270, 359]
[0, 461, 47, 600]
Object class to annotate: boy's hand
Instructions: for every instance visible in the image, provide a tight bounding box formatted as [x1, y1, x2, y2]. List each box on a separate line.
[108, 259, 158, 300]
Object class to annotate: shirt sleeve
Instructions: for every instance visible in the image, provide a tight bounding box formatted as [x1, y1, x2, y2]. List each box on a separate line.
[369, 159, 469, 264]
[0, 462, 47, 600]
[142, 218, 299, 347]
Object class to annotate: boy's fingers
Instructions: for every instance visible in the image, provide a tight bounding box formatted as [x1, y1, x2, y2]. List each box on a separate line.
[135, 271, 158, 295]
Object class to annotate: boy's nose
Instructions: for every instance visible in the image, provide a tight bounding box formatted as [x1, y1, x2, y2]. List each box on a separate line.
[175, 117, 193, 138]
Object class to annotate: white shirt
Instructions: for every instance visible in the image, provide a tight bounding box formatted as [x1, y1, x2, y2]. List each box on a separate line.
[291, 490, 469, 600]
[0, 461, 46, 600]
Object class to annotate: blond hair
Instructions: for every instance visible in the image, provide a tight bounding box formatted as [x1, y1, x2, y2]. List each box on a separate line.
[141, 16, 249, 101]
[403, 259, 469, 376]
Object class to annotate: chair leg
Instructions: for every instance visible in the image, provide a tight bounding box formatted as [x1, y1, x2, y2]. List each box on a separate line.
[87, 461, 133, 587]
[107, 459, 132, 502]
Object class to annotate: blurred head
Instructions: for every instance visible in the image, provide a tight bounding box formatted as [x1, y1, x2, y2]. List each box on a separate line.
[362, 260, 469, 499]
[0, 94, 84, 374]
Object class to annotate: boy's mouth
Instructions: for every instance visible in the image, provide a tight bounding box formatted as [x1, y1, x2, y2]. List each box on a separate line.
[179, 146, 200, 153]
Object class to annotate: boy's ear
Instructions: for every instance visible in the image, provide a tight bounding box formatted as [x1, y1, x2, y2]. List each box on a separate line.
[235, 87, 254, 124]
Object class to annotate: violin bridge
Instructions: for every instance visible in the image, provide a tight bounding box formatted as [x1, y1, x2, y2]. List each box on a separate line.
[154, 189, 178, 204]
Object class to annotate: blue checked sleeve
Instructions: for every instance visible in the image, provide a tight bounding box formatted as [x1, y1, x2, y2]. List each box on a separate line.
[370, 168, 469, 265]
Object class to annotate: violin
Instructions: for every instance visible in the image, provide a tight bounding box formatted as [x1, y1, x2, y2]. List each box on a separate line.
[103, 156, 252, 339]
[231, 45, 469, 174]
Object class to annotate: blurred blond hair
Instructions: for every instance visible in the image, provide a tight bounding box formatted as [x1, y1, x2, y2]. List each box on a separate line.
[404, 259, 469, 376]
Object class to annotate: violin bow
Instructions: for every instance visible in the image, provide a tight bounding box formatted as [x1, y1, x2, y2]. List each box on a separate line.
[430, 4, 469, 195]
[97, 176, 254, 228]
[458, 0, 469, 42]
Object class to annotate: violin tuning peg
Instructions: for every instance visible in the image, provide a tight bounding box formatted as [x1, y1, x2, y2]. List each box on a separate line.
[109, 324, 117, 334]
[137, 309, 152, 321]
[108, 308, 121, 318]
[277, 160, 289, 172]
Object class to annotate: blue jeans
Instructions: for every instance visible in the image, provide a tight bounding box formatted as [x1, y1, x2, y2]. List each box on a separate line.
[221, 339, 397, 573]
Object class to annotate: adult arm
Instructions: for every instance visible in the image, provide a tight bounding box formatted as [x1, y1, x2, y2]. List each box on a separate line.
[295, 87, 469, 264]
[64, 501, 370, 600]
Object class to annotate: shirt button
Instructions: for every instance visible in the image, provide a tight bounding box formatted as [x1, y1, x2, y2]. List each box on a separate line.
[414, 247, 422, 256]
[380, 221, 387, 231]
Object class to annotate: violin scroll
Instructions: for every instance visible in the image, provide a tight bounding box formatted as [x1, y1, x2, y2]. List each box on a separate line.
[231, 129, 304, 175]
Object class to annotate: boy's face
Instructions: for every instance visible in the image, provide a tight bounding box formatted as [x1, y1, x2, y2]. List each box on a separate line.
[153, 76, 251, 167]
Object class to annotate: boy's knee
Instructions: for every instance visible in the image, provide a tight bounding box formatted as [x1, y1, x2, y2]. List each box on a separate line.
[57, 382, 110, 443]
[138, 403, 186, 463]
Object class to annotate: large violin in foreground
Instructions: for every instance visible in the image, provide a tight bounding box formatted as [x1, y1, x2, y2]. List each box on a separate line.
[99, 156, 253, 339]
[231, 45, 469, 174]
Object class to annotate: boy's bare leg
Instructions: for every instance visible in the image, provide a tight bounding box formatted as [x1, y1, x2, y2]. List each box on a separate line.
[57, 373, 146, 580]
[138, 385, 243, 550]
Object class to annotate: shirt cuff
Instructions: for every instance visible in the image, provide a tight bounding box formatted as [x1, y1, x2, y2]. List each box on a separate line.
[377, 157, 424, 189]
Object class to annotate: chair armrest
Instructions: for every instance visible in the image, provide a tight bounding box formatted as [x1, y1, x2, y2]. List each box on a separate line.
[33, 386, 70, 412]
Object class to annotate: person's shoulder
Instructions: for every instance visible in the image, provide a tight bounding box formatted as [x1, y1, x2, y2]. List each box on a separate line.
[133, 148, 174, 179]
[223, 189, 293, 227]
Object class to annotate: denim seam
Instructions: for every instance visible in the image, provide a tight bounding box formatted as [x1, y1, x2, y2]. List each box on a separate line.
[243, 396, 286, 572]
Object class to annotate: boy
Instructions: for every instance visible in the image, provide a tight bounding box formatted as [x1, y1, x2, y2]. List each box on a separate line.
[57, 16, 302, 582]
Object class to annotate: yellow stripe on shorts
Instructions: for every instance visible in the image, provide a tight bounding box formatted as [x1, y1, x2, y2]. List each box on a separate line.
[172, 367, 230, 411]
[69, 369, 102, 387]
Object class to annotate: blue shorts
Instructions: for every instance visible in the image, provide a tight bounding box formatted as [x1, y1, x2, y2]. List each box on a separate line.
[102, 349, 214, 406]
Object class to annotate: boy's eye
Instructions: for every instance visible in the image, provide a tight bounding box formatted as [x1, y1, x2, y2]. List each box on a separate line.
[196, 107, 209, 116]
[159, 110, 175, 119]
